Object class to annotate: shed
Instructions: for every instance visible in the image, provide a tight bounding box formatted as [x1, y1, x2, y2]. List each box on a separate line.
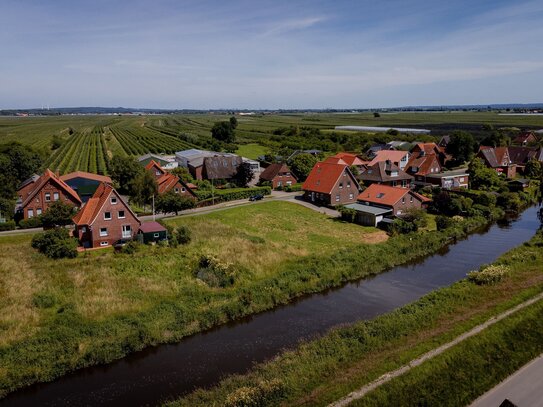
[138, 222, 168, 244]
[343, 203, 392, 227]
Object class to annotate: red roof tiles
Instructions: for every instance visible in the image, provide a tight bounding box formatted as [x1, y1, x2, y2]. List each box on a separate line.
[302, 162, 356, 194]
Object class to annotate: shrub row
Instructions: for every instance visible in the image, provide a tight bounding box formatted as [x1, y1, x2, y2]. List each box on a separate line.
[0, 220, 16, 231]
[196, 187, 271, 206]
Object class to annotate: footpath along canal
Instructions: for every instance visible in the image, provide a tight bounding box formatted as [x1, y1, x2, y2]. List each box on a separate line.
[2, 205, 542, 406]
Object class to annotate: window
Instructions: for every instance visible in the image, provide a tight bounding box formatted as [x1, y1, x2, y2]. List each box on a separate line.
[181, 187, 186, 192]
[28, 209, 34, 218]
[278, 181, 282, 187]
[118, 210, 125, 219]
[347, 181, 351, 188]
[154, 233, 160, 238]
[156, 170, 161, 176]
[100, 227, 108, 237]
[410, 196, 413, 203]
[53, 192, 60, 201]
[286, 181, 292, 186]
[339, 182, 343, 189]
[401, 197, 405, 204]
[36, 208, 42, 215]
[349, 193, 354, 199]
[459, 177, 465, 182]
[81, 226, 87, 233]
[391, 171, 398, 177]
[122, 225, 131, 238]
[104, 212, 112, 220]
[174, 187, 179, 193]
[100, 241, 109, 247]
[377, 193, 385, 198]
[335, 194, 340, 202]
[111, 197, 118, 205]
[45, 193, 51, 202]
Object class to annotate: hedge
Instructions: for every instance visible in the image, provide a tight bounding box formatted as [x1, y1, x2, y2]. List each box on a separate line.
[0, 220, 16, 231]
[19, 217, 43, 229]
[196, 187, 271, 206]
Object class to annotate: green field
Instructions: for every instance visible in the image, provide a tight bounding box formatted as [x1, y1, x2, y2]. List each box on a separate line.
[1, 111, 542, 175]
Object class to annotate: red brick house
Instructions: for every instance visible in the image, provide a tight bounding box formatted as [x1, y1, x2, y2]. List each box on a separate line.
[405, 143, 443, 185]
[513, 131, 538, 146]
[259, 163, 298, 189]
[145, 160, 196, 198]
[17, 169, 82, 219]
[358, 161, 414, 188]
[357, 184, 431, 216]
[331, 152, 368, 169]
[145, 160, 167, 179]
[73, 183, 141, 249]
[477, 146, 516, 178]
[368, 150, 410, 170]
[302, 161, 360, 206]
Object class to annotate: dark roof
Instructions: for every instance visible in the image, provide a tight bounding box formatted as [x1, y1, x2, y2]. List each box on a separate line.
[358, 161, 413, 183]
[139, 221, 167, 233]
[507, 146, 539, 165]
[60, 171, 112, 184]
[203, 155, 243, 180]
[259, 163, 296, 181]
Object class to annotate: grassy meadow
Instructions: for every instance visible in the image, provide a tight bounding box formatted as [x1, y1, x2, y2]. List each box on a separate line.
[169, 230, 543, 407]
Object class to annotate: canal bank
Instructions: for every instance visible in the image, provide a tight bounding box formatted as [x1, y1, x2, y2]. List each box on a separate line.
[2, 206, 541, 406]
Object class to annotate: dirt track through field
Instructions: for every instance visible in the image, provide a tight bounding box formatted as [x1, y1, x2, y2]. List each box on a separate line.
[329, 291, 543, 407]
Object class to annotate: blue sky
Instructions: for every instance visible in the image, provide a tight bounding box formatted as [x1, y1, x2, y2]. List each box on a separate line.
[1, 0, 543, 109]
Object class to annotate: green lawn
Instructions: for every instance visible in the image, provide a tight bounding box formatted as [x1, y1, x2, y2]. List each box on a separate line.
[235, 143, 269, 160]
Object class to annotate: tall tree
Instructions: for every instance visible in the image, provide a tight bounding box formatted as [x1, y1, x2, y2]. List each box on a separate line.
[155, 192, 195, 215]
[129, 170, 158, 206]
[211, 121, 235, 144]
[109, 156, 144, 194]
[446, 131, 477, 165]
[468, 158, 504, 191]
[41, 201, 77, 228]
[289, 153, 318, 181]
[233, 162, 255, 187]
[229, 116, 238, 129]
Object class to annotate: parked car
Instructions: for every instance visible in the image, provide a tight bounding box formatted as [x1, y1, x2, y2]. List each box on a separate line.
[249, 194, 264, 201]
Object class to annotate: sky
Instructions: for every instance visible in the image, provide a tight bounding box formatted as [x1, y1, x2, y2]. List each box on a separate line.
[1, 0, 543, 109]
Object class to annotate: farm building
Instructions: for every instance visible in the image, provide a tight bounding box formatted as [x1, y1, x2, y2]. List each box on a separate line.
[342, 203, 392, 227]
[175, 149, 242, 181]
[138, 153, 178, 169]
[138, 222, 168, 244]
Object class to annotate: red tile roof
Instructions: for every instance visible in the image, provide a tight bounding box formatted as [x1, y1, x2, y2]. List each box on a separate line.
[60, 171, 112, 184]
[357, 184, 431, 206]
[368, 150, 409, 166]
[332, 152, 366, 166]
[302, 162, 356, 194]
[22, 169, 82, 208]
[323, 156, 348, 165]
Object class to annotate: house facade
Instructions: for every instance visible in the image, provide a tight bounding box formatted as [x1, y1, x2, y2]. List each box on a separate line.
[73, 183, 141, 249]
[17, 169, 82, 219]
[477, 146, 517, 178]
[259, 163, 297, 189]
[512, 132, 538, 146]
[144, 160, 196, 198]
[302, 161, 360, 206]
[405, 143, 444, 185]
[425, 169, 469, 189]
[357, 183, 431, 216]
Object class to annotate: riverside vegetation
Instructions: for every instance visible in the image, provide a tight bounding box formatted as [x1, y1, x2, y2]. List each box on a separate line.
[0, 197, 516, 398]
[168, 230, 543, 407]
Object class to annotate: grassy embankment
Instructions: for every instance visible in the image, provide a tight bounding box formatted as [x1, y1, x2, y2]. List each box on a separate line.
[0, 200, 503, 398]
[168, 230, 543, 407]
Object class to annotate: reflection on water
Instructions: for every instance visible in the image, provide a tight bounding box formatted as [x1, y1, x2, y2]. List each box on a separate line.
[2, 206, 541, 407]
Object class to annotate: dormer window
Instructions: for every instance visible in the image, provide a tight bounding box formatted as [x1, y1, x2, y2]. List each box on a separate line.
[377, 193, 385, 198]
[391, 171, 398, 177]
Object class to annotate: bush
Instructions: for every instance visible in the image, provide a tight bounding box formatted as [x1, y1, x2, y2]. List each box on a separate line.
[0, 220, 16, 231]
[284, 183, 302, 192]
[31, 228, 78, 259]
[435, 215, 454, 231]
[32, 292, 57, 309]
[19, 216, 43, 229]
[224, 379, 285, 407]
[121, 240, 140, 254]
[389, 218, 417, 235]
[497, 192, 522, 212]
[196, 187, 271, 205]
[467, 265, 510, 285]
[176, 225, 192, 245]
[194, 254, 236, 288]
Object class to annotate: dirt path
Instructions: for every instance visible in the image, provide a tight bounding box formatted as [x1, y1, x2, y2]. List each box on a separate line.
[329, 291, 543, 407]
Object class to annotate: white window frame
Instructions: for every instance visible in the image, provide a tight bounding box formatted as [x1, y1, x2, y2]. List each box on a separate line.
[104, 211, 112, 220]
[335, 194, 340, 202]
[111, 197, 118, 205]
[28, 209, 34, 218]
[36, 208, 42, 215]
[45, 193, 51, 202]
[122, 225, 132, 239]
[349, 193, 354, 200]
[174, 187, 179, 193]
[53, 192, 60, 201]
[118, 210, 125, 219]
[100, 227, 108, 237]
[153, 233, 160, 238]
[100, 241, 109, 247]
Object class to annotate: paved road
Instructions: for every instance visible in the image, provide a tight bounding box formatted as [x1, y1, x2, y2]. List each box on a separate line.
[470, 354, 543, 407]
